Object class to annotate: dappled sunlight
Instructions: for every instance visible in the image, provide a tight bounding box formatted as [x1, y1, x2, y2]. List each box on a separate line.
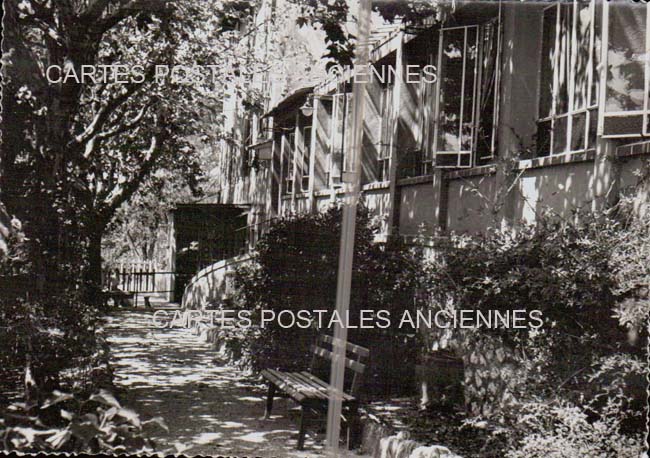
[103, 309, 368, 457]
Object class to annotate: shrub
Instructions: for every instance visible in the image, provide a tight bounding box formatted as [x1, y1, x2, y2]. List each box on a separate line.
[424, 209, 646, 454]
[0, 389, 167, 453]
[505, 398, 643, 458]
[425, 212, 636, 391]
[0, 217, 103, 405]
[227, 204, 424, 396]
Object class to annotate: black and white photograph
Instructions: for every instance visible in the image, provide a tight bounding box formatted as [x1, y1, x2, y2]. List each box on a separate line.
[0, 0, 648, 456]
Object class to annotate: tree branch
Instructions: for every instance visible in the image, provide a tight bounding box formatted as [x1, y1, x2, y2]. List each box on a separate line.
[93, 0, 173, 35]
[99, 129, 169, 221]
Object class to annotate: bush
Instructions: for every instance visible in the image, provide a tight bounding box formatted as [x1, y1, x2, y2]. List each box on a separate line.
[505, 398, 643, 458]
[426, 212, 639, 390]
[227, 204, 424, 396]
[424, 209, 646, 454]
[0, 389, 167, 453]
[0, 217, 104, 405]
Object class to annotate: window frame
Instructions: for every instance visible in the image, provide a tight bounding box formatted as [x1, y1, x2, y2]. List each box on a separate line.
[328, 90, 351, 186]
[428, 19, 502, 170]
[537, 0, 600, 156]
[598, 1, 650, 139]
[432, 24, 479, 169]
[377, 82, 394, 181]
[300, 125, 312, 192]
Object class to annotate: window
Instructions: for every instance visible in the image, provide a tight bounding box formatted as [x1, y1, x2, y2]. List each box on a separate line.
[600, 1, 649, 137]
[378, 84, 393, 181]
[329, 91, 352, 185]
[300, 125, 312, 192]
[538, 0, 601, 156]
[434, 25, 478, 167]
[283, 132, 295, 195]
[430, 19, 501, 168]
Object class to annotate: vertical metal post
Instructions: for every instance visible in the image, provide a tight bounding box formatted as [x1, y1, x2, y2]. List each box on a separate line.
[325, 0, 371, 454]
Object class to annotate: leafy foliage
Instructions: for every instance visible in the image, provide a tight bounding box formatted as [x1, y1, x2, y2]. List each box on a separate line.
[422, 209, 646, 455]
[228, 203, 424, 396]
[425, 212, 638, 387]
[291, 0, 453, 67]
[1, 388, 167, 453]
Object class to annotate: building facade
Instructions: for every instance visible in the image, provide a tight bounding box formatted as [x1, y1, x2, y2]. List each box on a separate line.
[216, 0, 650, 245]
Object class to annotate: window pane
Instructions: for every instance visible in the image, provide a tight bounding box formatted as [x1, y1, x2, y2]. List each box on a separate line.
[477, 20, 499, 161]
[461, 27, 478, 151]
[537, 120, 552, 157]
[540, 6, 557, 118]
[553, 116, 568, 154]
[587, 108, 598, 148]
[437, 28, 465, 151]
[556, 4, 572, 115]
[606, 4, 647, 112]
[590, 1, 602, 106]
[574, 1, 592, 110]
[603, 114, 644, 135]
[570, 112, 587, 151]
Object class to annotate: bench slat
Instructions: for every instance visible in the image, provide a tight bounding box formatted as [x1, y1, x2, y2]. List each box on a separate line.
[281, 372, 328, 400]
[261, 369, 356, 403]
[310, 345, 366, 374]
[290, 372, 351, 402]
[263, 369, 336, 402]
[298, 372, 355, 402]
[319, 335, 370, 358]
[262, 369, 307, 402]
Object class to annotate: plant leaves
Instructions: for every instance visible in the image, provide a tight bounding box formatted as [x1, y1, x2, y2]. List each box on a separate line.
[142, 416, 169, 432]
[41, 390, 73, 409]
[89, 389, 121, 408]
[116, 407, 141, 428]
[45, 428, 72, 450]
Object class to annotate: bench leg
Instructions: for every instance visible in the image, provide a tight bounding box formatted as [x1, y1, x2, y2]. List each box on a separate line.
[346, 402, 361, 450]
[297, 405, 308, 450]
[264, 383, 276, 419]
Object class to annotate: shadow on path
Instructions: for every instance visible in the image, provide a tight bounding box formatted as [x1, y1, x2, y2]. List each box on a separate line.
[103, 308, 366, 457]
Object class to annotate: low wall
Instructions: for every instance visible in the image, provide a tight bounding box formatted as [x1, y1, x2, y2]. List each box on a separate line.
[423, 328, 525, 417]
[361, 416, 462, 458]
[181, 254, 251, 310]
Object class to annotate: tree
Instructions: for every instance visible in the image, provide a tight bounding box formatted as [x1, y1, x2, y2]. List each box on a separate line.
[1, 0, 261, 295]
[292, 0, 452, 67]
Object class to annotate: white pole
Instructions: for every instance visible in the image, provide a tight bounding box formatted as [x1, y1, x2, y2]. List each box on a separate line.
[326, 0, 371, 453]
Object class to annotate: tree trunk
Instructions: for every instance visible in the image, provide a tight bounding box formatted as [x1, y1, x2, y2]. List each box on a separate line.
[86, 229, 104, 304]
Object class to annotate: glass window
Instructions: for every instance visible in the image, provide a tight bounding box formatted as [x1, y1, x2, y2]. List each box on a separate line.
[433, 25, 479, 168]
[605, 4, 646, 112]
[301, 125, 311, 192]
[283, 132, 295, 195]
[600, 1, 649, 138]
[537, 1, 601, 155]
[329, 92, 350, 184]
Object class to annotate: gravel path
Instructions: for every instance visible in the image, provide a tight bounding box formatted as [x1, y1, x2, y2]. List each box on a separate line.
[103, 307, 367, 457]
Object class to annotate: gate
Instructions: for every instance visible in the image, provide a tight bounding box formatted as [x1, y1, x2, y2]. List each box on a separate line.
[102, 261, 176, 306]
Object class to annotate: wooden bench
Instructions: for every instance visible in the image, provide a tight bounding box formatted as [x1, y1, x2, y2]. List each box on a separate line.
[261, 334, 369, 450]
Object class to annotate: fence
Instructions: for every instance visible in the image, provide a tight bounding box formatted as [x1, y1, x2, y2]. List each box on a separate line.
[102, 261, 173, 295]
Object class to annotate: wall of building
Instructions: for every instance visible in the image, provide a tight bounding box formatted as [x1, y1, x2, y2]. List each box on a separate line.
[398, 181, 437, 237]
[362, 186, 391, 235]
[446, 173, 499, 234]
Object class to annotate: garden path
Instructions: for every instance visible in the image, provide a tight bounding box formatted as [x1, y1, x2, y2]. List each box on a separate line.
[103, 306, 367, 457]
